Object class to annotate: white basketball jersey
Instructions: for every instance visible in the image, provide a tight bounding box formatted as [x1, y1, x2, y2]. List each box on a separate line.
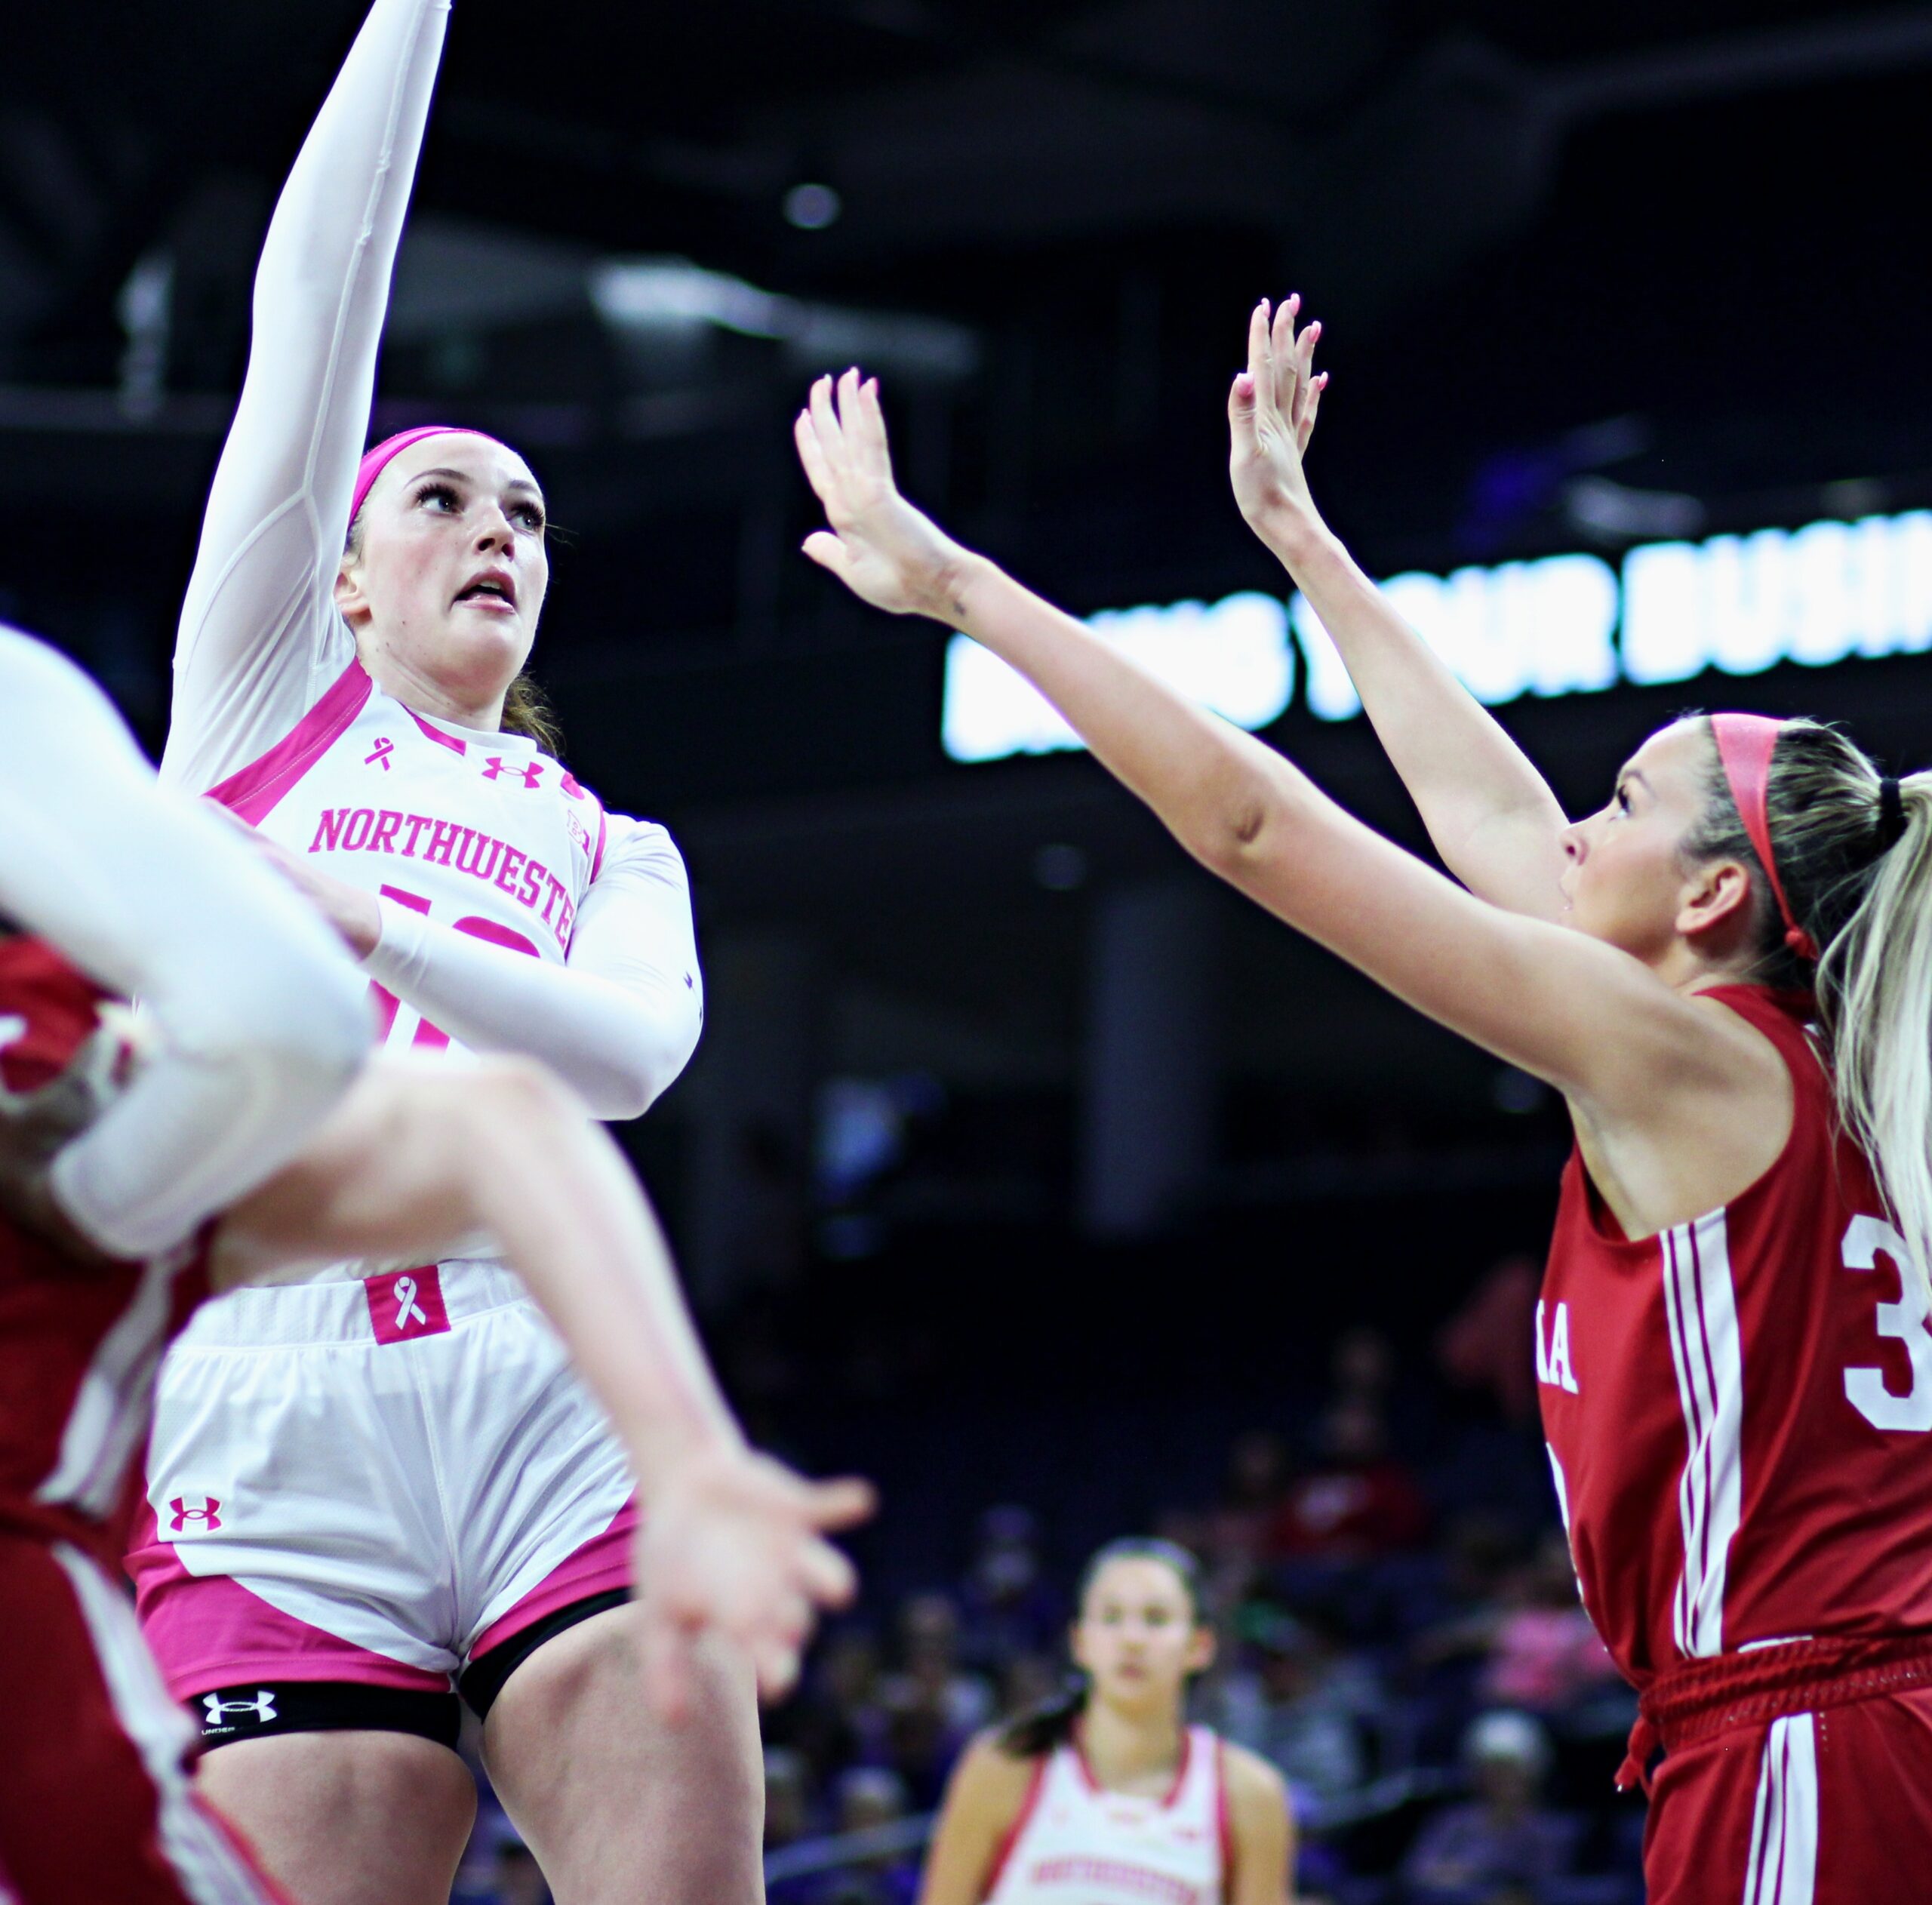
[207, 658, 605, 1052]
[987, 1725, 1227, 1905]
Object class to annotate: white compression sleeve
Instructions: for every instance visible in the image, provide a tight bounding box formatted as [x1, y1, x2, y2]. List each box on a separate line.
[0, 631, 371, 1254]
[163, 0, 451, 792]
[360, 820, 704, 1121]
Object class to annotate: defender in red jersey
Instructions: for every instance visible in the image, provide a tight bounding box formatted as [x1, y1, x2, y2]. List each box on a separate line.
[789, 306, 1932, 1903]
[0, 631, 872, 1905]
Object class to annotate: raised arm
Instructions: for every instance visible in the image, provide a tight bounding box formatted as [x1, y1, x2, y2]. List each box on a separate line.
[214, 1051, 872, 1711]
[793, 373, 1782, 1233]
[162, 0, 450, 793]
[0, 630, 369, 1255]
[1229, 300, 1571, 921]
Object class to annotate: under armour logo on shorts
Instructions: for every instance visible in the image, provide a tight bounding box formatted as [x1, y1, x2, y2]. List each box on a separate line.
[364, 1264, 451, 1344]
[202, 1691, 277, 1728]
[169, 1495, 221, 1533]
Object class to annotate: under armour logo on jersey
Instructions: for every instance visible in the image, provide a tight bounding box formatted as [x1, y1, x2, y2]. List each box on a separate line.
[203, 1691, 276, 1728]
[393, 1275, 429, 1330]
[364, 737, 395, 771]
[482, 756, 544, 789]
[170, 1495, 222, 1533]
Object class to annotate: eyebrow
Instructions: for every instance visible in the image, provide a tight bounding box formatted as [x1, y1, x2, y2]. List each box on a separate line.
[410, 466, 543, 497]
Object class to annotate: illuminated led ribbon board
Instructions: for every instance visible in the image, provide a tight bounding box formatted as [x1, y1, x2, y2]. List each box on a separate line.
[940, 512, 1932, 762]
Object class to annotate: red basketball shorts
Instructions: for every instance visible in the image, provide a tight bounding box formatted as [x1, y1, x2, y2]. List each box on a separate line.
[0, 1530, 290, 1905]
[1644, 1685, 1932, 1905]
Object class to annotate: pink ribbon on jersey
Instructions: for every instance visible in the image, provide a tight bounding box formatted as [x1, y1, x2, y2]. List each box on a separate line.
[1711, 712, 1818, 963]
[347, 426, 508, 534]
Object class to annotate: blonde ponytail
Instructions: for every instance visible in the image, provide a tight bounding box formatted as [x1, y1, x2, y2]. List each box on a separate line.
[1687, 719, 1932, 1292]
[1820, 775, 1932, 1293]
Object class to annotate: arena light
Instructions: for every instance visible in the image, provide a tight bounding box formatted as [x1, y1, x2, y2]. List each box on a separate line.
[1619, 513, 1932, 683]
[940, 509, 1932, 759]
[940, 592, 1294, 764]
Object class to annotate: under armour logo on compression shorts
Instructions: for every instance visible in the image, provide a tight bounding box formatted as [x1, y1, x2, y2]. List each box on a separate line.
[170, 1495, 222, 1533]
[364, 1263, 451, 1344]
[481, 756, 543, 789]
[202, 1691, 277, 1728]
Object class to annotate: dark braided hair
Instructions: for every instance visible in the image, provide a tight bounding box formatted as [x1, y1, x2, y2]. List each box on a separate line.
[997, 1537, 1208, 1758]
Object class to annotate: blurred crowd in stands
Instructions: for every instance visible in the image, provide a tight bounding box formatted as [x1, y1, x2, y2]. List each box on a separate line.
[451, 1257, 1645, 1904]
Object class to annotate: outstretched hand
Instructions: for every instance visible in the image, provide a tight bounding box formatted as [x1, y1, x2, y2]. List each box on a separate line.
[1228, 295, 1327, 545]
[632, 1442, 874, 1720]
[795, 368, 970, 620]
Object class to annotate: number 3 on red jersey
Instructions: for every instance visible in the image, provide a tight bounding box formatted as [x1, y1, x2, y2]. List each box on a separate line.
[1843, 1215, 1932, 1433]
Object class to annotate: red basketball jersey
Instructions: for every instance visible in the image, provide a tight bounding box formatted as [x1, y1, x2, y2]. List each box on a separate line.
[0, 934, 210, 1566]
[1540, 983, 1932, 1688]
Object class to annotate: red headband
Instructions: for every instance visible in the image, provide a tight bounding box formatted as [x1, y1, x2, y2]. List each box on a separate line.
[1710, 712, 1817, 963]
[347, 426, 502, 534]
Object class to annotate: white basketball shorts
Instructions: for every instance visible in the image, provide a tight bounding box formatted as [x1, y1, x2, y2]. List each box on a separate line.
[128, 1259, 634, 1710]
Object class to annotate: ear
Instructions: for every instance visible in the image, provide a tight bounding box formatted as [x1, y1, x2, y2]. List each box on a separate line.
[333, 554, 371, 630]
[1185, 1623, 1217, 1676]
[1068, 1620, 1092, 1676]
[1675, 854, 1758, 948]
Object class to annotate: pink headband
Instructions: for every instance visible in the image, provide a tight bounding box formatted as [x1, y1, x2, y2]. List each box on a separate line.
[347, 426, 502, 534]
[1711, 712, 1817, 963]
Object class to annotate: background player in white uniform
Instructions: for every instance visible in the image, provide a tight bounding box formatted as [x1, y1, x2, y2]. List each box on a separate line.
[919, 1540, 1294, 1905]
[132, 2, 746, 1900]
[0, 625, 869, 1905]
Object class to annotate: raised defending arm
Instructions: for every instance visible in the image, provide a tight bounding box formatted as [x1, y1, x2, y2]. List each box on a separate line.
[164, 0, 451, 792]
[1230, 300, 1571, 921]
[791, 371, 1778, 1196]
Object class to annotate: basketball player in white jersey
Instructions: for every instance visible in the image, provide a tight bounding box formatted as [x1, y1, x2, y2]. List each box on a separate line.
[131, 2, 749, 1900]
[0, 624, 869, 1905]
[919, 1540, 1294, 1905]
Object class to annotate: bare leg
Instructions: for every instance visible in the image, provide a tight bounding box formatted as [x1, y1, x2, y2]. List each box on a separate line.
[195, 1731, 477, 1905]
[481, 1604, 764, 1905]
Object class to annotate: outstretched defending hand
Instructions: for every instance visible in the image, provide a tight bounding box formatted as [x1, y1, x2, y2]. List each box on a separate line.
[795, 368, 968, 621]
[632, 1442, 873, 1719]
[1228, 295, 1327, 547]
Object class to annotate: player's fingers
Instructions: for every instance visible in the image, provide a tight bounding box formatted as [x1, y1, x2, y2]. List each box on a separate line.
[808, 373, 846, 454]
[796, 1535, 859, 1609]
[752, 1633, 804, 1703]
[794, 411, 838, 503]
[641, 1612, 694, 1726]
[1246, 300, 1271, 393]
[801, 530, 852, 577]
[806, 1475, 876, 1531]
[857, 377, 895, 482]
[1300, 371, 1327, 450]
[1228, 371, 1260, 450]
[837, 365, 866, 439]
[1272, 295, 1300, 405]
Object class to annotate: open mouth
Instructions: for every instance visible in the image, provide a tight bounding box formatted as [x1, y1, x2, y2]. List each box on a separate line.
[455, 573, 518, 611]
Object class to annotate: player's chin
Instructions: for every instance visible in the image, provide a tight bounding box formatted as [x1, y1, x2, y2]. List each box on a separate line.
[438, 613, 534, 676]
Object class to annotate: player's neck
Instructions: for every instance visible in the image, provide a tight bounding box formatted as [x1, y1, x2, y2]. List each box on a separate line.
[1078, 1700, 1186, 1794]
[358, 642, 509, 735]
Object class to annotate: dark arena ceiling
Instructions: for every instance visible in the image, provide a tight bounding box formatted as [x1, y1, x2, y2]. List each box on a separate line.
[8, 2, 1932, 1290]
